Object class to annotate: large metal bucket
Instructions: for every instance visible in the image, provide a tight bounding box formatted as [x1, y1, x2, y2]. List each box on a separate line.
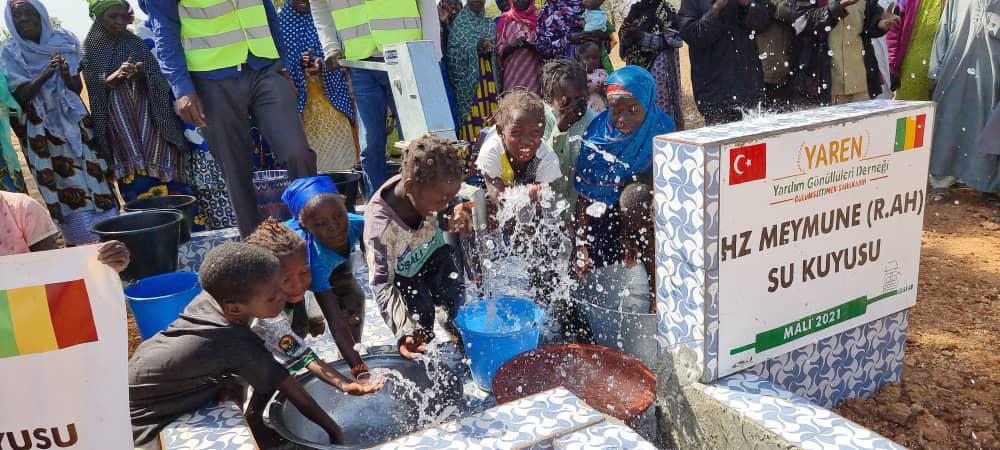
[576, 264, 659, 370]
[264, 352, 463, 449]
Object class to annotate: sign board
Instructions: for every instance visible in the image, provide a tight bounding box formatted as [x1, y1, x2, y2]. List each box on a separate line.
[717, 106, 933, 377]
[0, 246, 131, 449]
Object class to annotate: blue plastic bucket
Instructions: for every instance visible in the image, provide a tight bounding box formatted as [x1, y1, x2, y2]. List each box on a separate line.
[454, 297, 547, 391]
[125, 272, 201, 340]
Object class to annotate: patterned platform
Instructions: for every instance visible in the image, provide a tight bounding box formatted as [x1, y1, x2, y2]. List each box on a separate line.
[162, 239, 655, 449]
[653, 100, 925, 405]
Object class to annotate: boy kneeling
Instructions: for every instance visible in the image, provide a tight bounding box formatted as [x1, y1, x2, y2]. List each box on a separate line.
[128, 243, 344, 449]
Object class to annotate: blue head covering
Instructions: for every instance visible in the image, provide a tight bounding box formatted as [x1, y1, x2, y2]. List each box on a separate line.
[282, 176, 339, 220]
[575, 65, 675, 205]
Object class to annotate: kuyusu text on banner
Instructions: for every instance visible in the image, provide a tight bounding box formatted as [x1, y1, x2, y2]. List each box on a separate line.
[717, 107, 933, 377]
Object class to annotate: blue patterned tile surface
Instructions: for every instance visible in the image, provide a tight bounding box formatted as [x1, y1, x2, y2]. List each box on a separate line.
[178, 227, 241, 273]
[375, 388, 605, 450]
[746, 310, 909, 408]
[160, 401, 257, 450]
[553, 422, 658, 450]
[705, 372, 905, 450]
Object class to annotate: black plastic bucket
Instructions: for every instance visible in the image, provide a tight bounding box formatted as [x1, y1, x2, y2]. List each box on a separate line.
[386, 161, 402, 179]
[92, 210, 183, 282]
[124, 195, 197, 244]
[321, 171, 362, 213]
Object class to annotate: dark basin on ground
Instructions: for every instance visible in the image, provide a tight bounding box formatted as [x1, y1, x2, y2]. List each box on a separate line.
[265, 352, 463, 449]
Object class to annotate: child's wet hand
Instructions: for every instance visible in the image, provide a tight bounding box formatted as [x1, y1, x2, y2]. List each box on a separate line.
[341, 379, 384, 395]
[529, 183, 541, 202]
[448, 201, 476, 238]
[398, 335, 427, 360]
[97, 240, 130, 273]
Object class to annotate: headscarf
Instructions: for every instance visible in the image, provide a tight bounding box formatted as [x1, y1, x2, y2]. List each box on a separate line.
[534, 0, 584, 59]
[497, 2, 538, 41]
[575, 65, 676, 205]
[82, 11, 187, 179]
[447, 4, 495, 122]
[282, 176, 339, 221]
[88, 0, 124, 18]
[276, 4, 353, 118]
[1, 0, 89, 157]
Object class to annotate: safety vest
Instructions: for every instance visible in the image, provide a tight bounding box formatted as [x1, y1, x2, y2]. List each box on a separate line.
[177, 0, 279, 72]
[331, 0, 423, 61]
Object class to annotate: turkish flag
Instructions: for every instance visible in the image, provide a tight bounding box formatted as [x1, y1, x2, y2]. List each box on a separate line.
[729, 143, 767, 185]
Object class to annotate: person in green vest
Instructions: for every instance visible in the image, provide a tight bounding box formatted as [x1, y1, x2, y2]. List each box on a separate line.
[145, 0, 317, 237]
[310, 0, 441, 197]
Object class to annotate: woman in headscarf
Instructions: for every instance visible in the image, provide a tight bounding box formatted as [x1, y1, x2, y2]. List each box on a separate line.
[573, 65, 675, 276]
[2, 0, 118, 245]
[496, 0, 542, 94]
[81, 0, 196, 205]
[0, 70, 25, 193]
[618, 0, 685, 130]
[447, 0, 499, 143]
[279, 0, 356, 173]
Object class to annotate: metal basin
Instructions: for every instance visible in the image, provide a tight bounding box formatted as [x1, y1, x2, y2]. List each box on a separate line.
[265, 353, 463, 449]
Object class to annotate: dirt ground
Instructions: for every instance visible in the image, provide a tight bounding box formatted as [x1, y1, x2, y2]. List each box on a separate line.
[834, 189, 1000, 450]
[21, 39, 994, 449]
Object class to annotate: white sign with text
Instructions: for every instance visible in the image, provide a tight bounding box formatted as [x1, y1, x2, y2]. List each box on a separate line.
[717, 106, 933, 377]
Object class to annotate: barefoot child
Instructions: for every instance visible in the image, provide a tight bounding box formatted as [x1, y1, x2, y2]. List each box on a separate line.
[364, 135, 471, 359]
[475, 89, 562, 205]
[281, 176, 369, 376]
[128, 243, 344, 449]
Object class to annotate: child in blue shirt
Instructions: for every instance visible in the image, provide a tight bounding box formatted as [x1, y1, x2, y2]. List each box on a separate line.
[282, 176, 368, 377]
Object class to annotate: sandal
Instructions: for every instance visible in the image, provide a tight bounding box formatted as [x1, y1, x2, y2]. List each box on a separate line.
[930, 187, 952, 203]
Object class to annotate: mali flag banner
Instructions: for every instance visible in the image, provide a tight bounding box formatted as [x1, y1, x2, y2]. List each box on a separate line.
[894, 114, 927, 152]
[0, 279, 98, 358]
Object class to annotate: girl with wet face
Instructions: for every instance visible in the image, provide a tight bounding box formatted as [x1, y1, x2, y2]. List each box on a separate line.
[81, 0, 197, 208]
[573, 66, 675, 279]
[1, 0, 119, 245]
[475, 90, 563, 207]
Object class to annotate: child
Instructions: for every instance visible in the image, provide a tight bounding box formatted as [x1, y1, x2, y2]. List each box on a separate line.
[244, 219, 382, 393]
[577, 41, 608, 113]
[618, 183, 656, 314]
[475, 90, 562, 205]
[128, 243, 344, 449]
[280, 176, 369, 376]
[364, 135, 471, 359]
[496, 0, 542, 93]
[582, 0, 608, 33]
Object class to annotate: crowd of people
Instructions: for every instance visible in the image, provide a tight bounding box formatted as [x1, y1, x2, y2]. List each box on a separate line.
[0, 0, 996, 447]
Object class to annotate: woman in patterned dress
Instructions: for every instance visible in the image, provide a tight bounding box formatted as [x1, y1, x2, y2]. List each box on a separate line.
[447, 0, 499, 143]
[81, 0, 201, 210]
[278, 0, 357, 173]
[3, 0, 118, 245]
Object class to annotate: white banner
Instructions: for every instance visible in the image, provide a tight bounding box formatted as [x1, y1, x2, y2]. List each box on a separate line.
[0, 246, 131, 449]
[717, 106, 933, 377]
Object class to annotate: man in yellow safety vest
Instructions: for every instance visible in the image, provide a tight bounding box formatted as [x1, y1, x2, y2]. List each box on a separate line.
[146, 0, 318, 237]
[310, 0, 442, 196]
